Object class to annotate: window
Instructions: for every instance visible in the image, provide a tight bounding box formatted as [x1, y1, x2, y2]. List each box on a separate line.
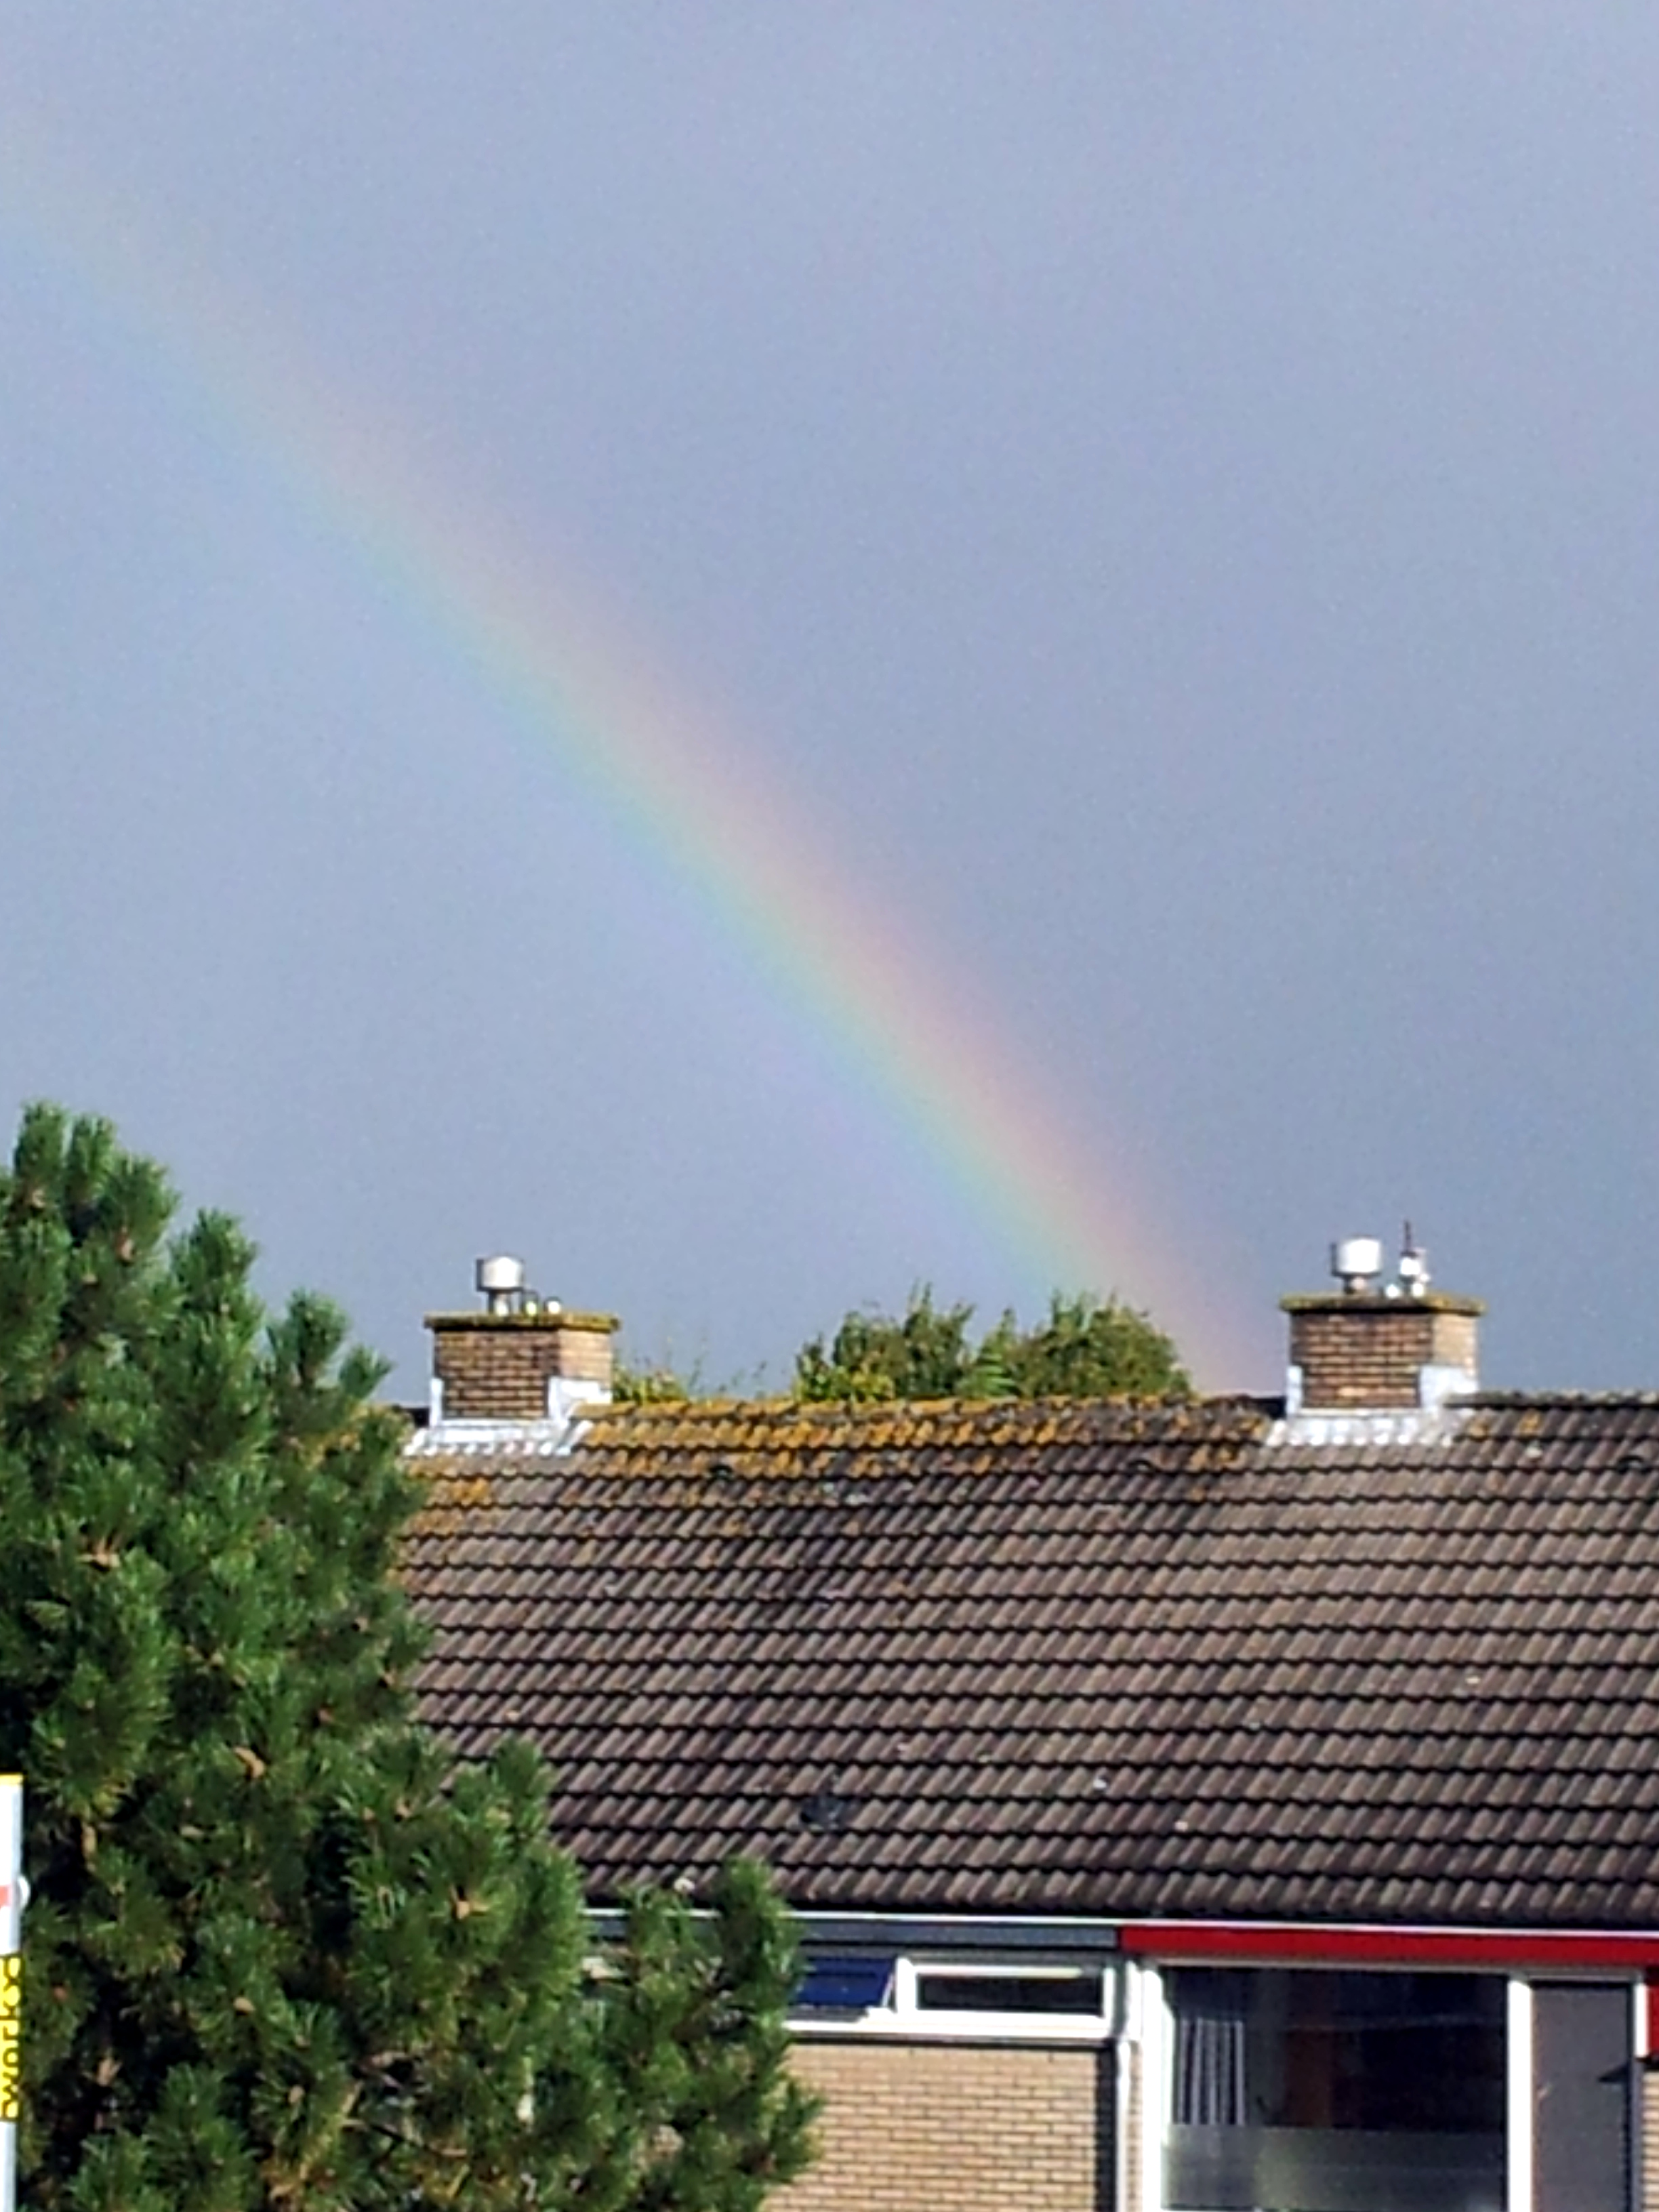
[790, 1951, 1114, 2041]
[1165, 1969, 1505, 2212]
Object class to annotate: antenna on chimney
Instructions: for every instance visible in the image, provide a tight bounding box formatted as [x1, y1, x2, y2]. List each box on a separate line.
[1398, 1221, 1431, 1298]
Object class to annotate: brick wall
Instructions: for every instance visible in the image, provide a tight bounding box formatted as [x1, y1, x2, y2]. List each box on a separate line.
[779, 2040, 1109, 2212]
[428, 1311, 616, 1418]
[1641, 2062, 1658, 2211]
[1284, 1296, 1481, 1410]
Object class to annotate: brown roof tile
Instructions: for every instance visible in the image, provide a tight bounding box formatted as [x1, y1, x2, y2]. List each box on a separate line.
[404, 1392, 1659, 1925]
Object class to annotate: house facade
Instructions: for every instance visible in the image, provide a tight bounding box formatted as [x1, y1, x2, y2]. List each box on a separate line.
[403, 1244, 1659, 2212]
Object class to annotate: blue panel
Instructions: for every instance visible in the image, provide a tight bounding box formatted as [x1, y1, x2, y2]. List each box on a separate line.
[797, 1954, 894, 2009]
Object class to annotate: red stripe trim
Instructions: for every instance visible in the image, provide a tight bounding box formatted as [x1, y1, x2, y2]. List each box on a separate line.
[1645, 1978, 1659, 2057]
[1122, 1923, 1659, 1971]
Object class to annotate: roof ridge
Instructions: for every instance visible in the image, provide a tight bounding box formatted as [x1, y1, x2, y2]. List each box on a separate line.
[588, 1390, 1273, 1424]
[1471, 1391, 1659, 1408]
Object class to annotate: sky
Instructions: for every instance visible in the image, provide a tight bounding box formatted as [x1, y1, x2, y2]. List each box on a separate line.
[2, 5, 1658, 1399]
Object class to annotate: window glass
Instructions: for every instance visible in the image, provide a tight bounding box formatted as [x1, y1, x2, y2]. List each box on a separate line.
[795, 1955, 893, 2010]
[1533, 1982, 1629, 2212]
[916, 1969, 1103, 2015]
[1166, 1968, 1505, 2212]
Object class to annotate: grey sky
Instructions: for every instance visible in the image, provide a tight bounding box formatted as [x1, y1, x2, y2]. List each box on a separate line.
[2, 5, 1657, 1396]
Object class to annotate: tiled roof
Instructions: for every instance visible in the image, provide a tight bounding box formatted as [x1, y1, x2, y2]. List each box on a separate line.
[403, 1393, 1659, 1927]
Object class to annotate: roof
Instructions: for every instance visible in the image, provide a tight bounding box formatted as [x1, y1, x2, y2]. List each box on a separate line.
[402, 1391, 1659, 1929]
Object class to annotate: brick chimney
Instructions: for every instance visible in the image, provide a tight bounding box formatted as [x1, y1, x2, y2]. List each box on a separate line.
[426, 1256, 617, 1427]
[1282, 1232, 1481, 1414]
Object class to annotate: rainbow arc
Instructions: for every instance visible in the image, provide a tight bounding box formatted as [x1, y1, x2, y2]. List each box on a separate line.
[0, 102, 1247, 1382]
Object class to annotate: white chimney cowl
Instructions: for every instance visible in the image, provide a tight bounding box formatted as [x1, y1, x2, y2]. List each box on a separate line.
[1330, 1237, 1385, 1294]
[475, 1255, 527, 1313]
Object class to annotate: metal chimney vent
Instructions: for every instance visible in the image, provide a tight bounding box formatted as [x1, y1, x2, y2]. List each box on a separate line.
[1330, 1236, 1384, 1295]
[475, 1254, 526, 1313]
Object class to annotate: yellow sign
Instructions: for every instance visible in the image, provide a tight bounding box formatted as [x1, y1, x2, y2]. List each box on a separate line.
[0, 1953, 20, 2124]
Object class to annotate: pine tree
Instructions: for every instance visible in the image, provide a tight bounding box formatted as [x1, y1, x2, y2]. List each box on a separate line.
[0, 1105, 815, 2210]
[586, 1864, 818, 2212]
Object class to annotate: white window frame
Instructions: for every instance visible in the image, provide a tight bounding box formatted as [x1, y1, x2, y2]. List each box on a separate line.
[1505, 1977, 1532, 2212]
[790, 1951, 1119, 2043]
[1139, 1963, 1167, 2212]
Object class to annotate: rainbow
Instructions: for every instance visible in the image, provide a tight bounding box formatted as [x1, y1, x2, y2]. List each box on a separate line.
[0, 104, 1250, 1383]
